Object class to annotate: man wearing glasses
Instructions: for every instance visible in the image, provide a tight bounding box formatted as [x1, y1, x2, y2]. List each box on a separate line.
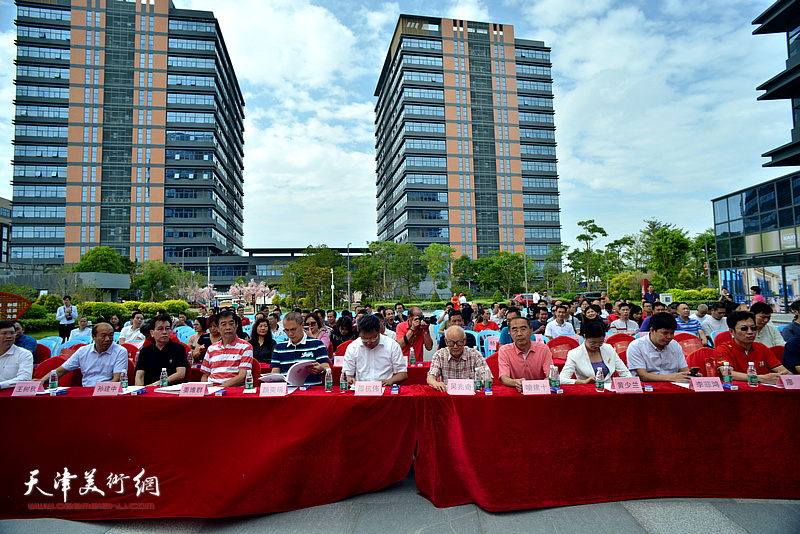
[436, 310, 476, 349]
[715, 310, 790, 385]
[343, 314, 406, 386]
[0, 321, 33, 389]
[427, 325, 492, 392]
[626, 313, 691, 383]
[40, 322, 127, 387]
[135, 314, 188, 386]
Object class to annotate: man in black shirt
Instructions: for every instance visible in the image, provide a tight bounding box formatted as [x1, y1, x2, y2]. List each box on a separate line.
[437, 310, 476, 349]
[135, 314, 188, 386]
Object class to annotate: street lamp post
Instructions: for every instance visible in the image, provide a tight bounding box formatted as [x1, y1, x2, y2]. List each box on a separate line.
[330, 267, 334, 310]
[181, 247, 191, 272]
[347, 242, 351, 311]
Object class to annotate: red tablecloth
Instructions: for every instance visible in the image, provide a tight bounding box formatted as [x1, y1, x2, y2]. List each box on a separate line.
[413, 381, 800, 511]
[1, 385, 420, 520]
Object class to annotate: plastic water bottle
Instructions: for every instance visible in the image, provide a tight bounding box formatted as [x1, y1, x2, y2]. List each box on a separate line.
[120, 370, 128, 389]
[49, 370, 58, 390]
[483, 368, 492, 391]
[159, 368, 168, 387]
[245, 369, 253, 390]
[474, 365, 483, 392]
[340, 371, 348, 393]
[721, 362, 732, 384]
[549, 364, 560, 389]
[324, 367, 333, 392]
[409, 348, 416, 367]
[595, 366, 604, 392]
[747, 362, 758, 387]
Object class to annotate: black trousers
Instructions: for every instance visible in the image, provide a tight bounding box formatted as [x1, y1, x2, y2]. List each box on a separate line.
[58, 323, 74, 343]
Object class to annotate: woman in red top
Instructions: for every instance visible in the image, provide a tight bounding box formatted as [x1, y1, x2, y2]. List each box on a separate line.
[474, 309, 499, 332]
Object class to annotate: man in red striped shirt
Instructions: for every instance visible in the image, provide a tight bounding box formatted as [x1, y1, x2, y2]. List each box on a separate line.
[200, 310, 253, 387]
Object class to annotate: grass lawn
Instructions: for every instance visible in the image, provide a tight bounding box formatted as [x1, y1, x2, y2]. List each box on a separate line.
[31, 329, 60, 341]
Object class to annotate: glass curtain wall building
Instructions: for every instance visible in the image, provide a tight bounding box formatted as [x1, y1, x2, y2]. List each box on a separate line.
[374, 16, 562, 263]
[11, 0, 244, 267]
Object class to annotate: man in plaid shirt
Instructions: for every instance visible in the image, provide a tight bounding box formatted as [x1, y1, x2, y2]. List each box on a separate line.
[427, 325, 493, 392]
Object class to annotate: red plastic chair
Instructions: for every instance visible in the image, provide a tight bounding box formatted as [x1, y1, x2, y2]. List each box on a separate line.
[770, 345, 785, 361]
[35, 344, 51, 365]
[59, 343, 86, 360]
[32, 356, 73, 386]
[70, 369, 84, 387]
[618, 350, 628, 366]
[686, 347, 717, 378]
[336, 339, 355, 357]
[606, 333, 635, 355]
[713, 330, 732, 347]
[547, 336, 579, 362]
[127, 358, 136, 382]
[674, 333, 703, 356]
[485, 352, 499, 379]
[121, 343, 140, 362]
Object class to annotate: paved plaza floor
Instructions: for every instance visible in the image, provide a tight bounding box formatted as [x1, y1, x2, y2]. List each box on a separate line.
[2, 467, 799, 533]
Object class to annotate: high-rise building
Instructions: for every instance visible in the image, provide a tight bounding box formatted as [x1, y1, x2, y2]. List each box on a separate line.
[11, 0, 244, 268]
[374, 16, 561, 262]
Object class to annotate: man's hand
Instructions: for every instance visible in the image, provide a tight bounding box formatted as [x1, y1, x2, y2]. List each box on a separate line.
[759, 373, 781, 385]
[380, 378, 392, 387]
[671, 370, 692, 383]
[431, 380, 446, 392]
[346, 376, 355, 386]
[309, 363, 324, 375]
[513, 378, 524, 393]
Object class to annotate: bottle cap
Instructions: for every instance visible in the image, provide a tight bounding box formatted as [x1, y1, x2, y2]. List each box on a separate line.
[748, 362, 754, 365]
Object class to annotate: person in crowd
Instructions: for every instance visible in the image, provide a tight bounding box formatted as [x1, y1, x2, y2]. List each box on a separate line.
[206, 313, 222, 345]
[545, 305, 576, 338]
[642, 301, 653, 319]
[494, 304, 508, 326]
[541, 290, 552, 305]
[427, 325, 492, 391]
[497, 307, 522, 346]
[174, 311, 189, 330]
[198, 310, 253, 387]
[690, 304, 708, 322]
[579, 304, 606, 337]
[640, 302, 666, 332]
[564, 301, 581, 332]
[701, 302, 728, 339]
[675, 302, 709, 346]
[68, 316, 92, 340]
[437, 310, 477, 349]
[135, 314, 187, 386]
[236, 306, 250, 327]
[499, 316, 553, 392]
[267, 312, 284, 338]
[751, 285, 766, 304]
[644, 284, 659, 304]
[630, 304, 643, 326]
[0, 321, 33, 389]
[250, 315, 275, 367]
[715, 310, 789, 385]
[382, 308, 396, 332]
[720, 287, 732, 302]
[378, 313, 396, 341]
[305, 312, 331, 351]
[396, 306, 434, 362]
[608, 302, 639, 335]
[462, 305, 475, 330]
[626, 313, 691, 382]
[330, 314, 358, 352]
[475, 309, 500, 333]
[437, 302, 455, 331]
[321, 310, 336, 331]
[750, 301, 785, 347]
[56, 295, 79, 342]
[489, 302, 500, 324]
[41, 323, 126, 387]
[188, 317, 208, 363]
[531, 307, 549, 335]
[394, 303, 407, 323]
[560, 321, 632, 385]
[602, 302, 613, 320]
[109, 313, 124, 333]
[13, 321, 37, 354]
[781, 331, 800, 373]
[343, 314, 406, 386]
[270, 311, 330, 385]
[119, 312, 145, 344]
[782, 300, 800, 342]
[606, 301, 621, 323]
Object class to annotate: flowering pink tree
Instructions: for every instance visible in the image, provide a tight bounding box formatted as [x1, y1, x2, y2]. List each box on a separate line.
[194, 284, 216, 305]
[228, 282, 243, 302]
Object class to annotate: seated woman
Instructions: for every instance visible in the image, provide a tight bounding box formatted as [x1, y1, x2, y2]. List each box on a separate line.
[579, 304, 606, 337]
[109, 313, 124, 333]
[188, 317, 208, 363]
[560, 321, 632, 385]
[250, 315, 275, 367]
[193, 314, 221, 363]
[305, 312, 330, 351]
[330, 314, 357, 352]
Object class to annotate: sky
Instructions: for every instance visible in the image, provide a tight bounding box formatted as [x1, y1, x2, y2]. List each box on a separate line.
[0, 0, 794, 258]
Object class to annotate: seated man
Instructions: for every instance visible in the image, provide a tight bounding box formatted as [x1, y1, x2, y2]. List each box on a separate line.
[750, 301, 785, 348]
[497, 306, 521, 346]
[701, 302, 728, 339]
[68, 316, 92, 340]
[270, 311, 330, 385]
[782, 332, 800, 374]
[608, 302, 639, 335]
[690, 304, 708, 322]
[378, 313, 397, 341]
[427, 325, 492, 391]
[675, 302, 709, 346]
[119, 312, 145, 344]
[200, 310, 253, 387]
[715, 310, 789, 385]
[13, 321, 37, 354]
[641, 301, 653, 319]
[135, 314, 188, 386]
[343, 314, 406, 386]
[437, 310, 476, 349]
[41, 323, 127, 387]
[544, 305, 576, 338]
[530, 307, 549, 335]
[237, 306, 251, 326]
[498, 316, 553, 392]
[0, 320, 33, 389]
[626, 312, 691, 383]
[639, 302, 666, 332]
[781, 300, 800, 342]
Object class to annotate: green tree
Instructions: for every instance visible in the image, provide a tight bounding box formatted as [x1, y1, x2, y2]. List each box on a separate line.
[281, 245, 346, 308]
[608, 271, 639, 300]
[390, 244, 425, 298]
[73, 246, 127, 274]
[543, 244, 568, 289]
[576, 220, 608, 290]
[132, 261, 178, 301]
[689, 229, 716, 287]
[489, 251, 525, 298]
[649, 227, 692, 287]
[423, 243, 455, 297]
[451, 254, 473, 287]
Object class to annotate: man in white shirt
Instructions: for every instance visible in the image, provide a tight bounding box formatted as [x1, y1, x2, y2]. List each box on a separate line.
[343, 314, 407, 386]
[701, 302, 727, 339]
[689, 304, 708, 323]
[0, 320, 33, 389]
[68, 316, 92, 340]
[544, 305, 576, 338]
[119, 312, 145, 344]
[609, 303, 639, 335]
[626, 313, 691, 383]
[379, 313, 396, 341]
[41, 323, 128, 387]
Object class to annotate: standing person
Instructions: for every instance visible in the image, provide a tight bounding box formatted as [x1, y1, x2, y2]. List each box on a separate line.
[199, 310, 253, 387]
[459, 293, 467, 306]
[135, 314, 188, 386]
[250, 315, 275, 367]
[396, 306, 434, 363]
[643, 284, 659, 304]
[56, 295, 79, 342]
[719, 287, 732, 303]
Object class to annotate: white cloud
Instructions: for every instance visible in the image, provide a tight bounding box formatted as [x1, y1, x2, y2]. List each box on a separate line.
[444, 0, 491, 22]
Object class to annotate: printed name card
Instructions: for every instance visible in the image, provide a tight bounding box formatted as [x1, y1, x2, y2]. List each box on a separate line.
[259, 383, 287, 396]
[333, 356, 344, 367]
[612, 377, 643, 393]
[690, 377, 723, 392]
[354, 381, 383, 396]
[11, 381, 44, 396]
[446, 379, 475, 396]
[179, 383, 208, 397]
[521, 380, 550, 395]
[93, 382, 122, 396]
[779, 375, 800, 389]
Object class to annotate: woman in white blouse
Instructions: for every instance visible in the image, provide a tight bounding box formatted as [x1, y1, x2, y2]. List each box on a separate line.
[559, 321, 632, 385]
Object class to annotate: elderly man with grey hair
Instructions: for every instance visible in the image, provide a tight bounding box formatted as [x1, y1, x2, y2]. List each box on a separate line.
[426, 325, 492, 392]
[690, 304, 709, 322]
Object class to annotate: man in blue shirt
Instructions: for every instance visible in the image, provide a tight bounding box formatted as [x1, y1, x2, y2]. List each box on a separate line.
[643, 284, 659, 304]
[13, 321, 37, 354]
[270, 311, 330, 385]
[40, 323, 128, 387]
[675, 302, 709, 346]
